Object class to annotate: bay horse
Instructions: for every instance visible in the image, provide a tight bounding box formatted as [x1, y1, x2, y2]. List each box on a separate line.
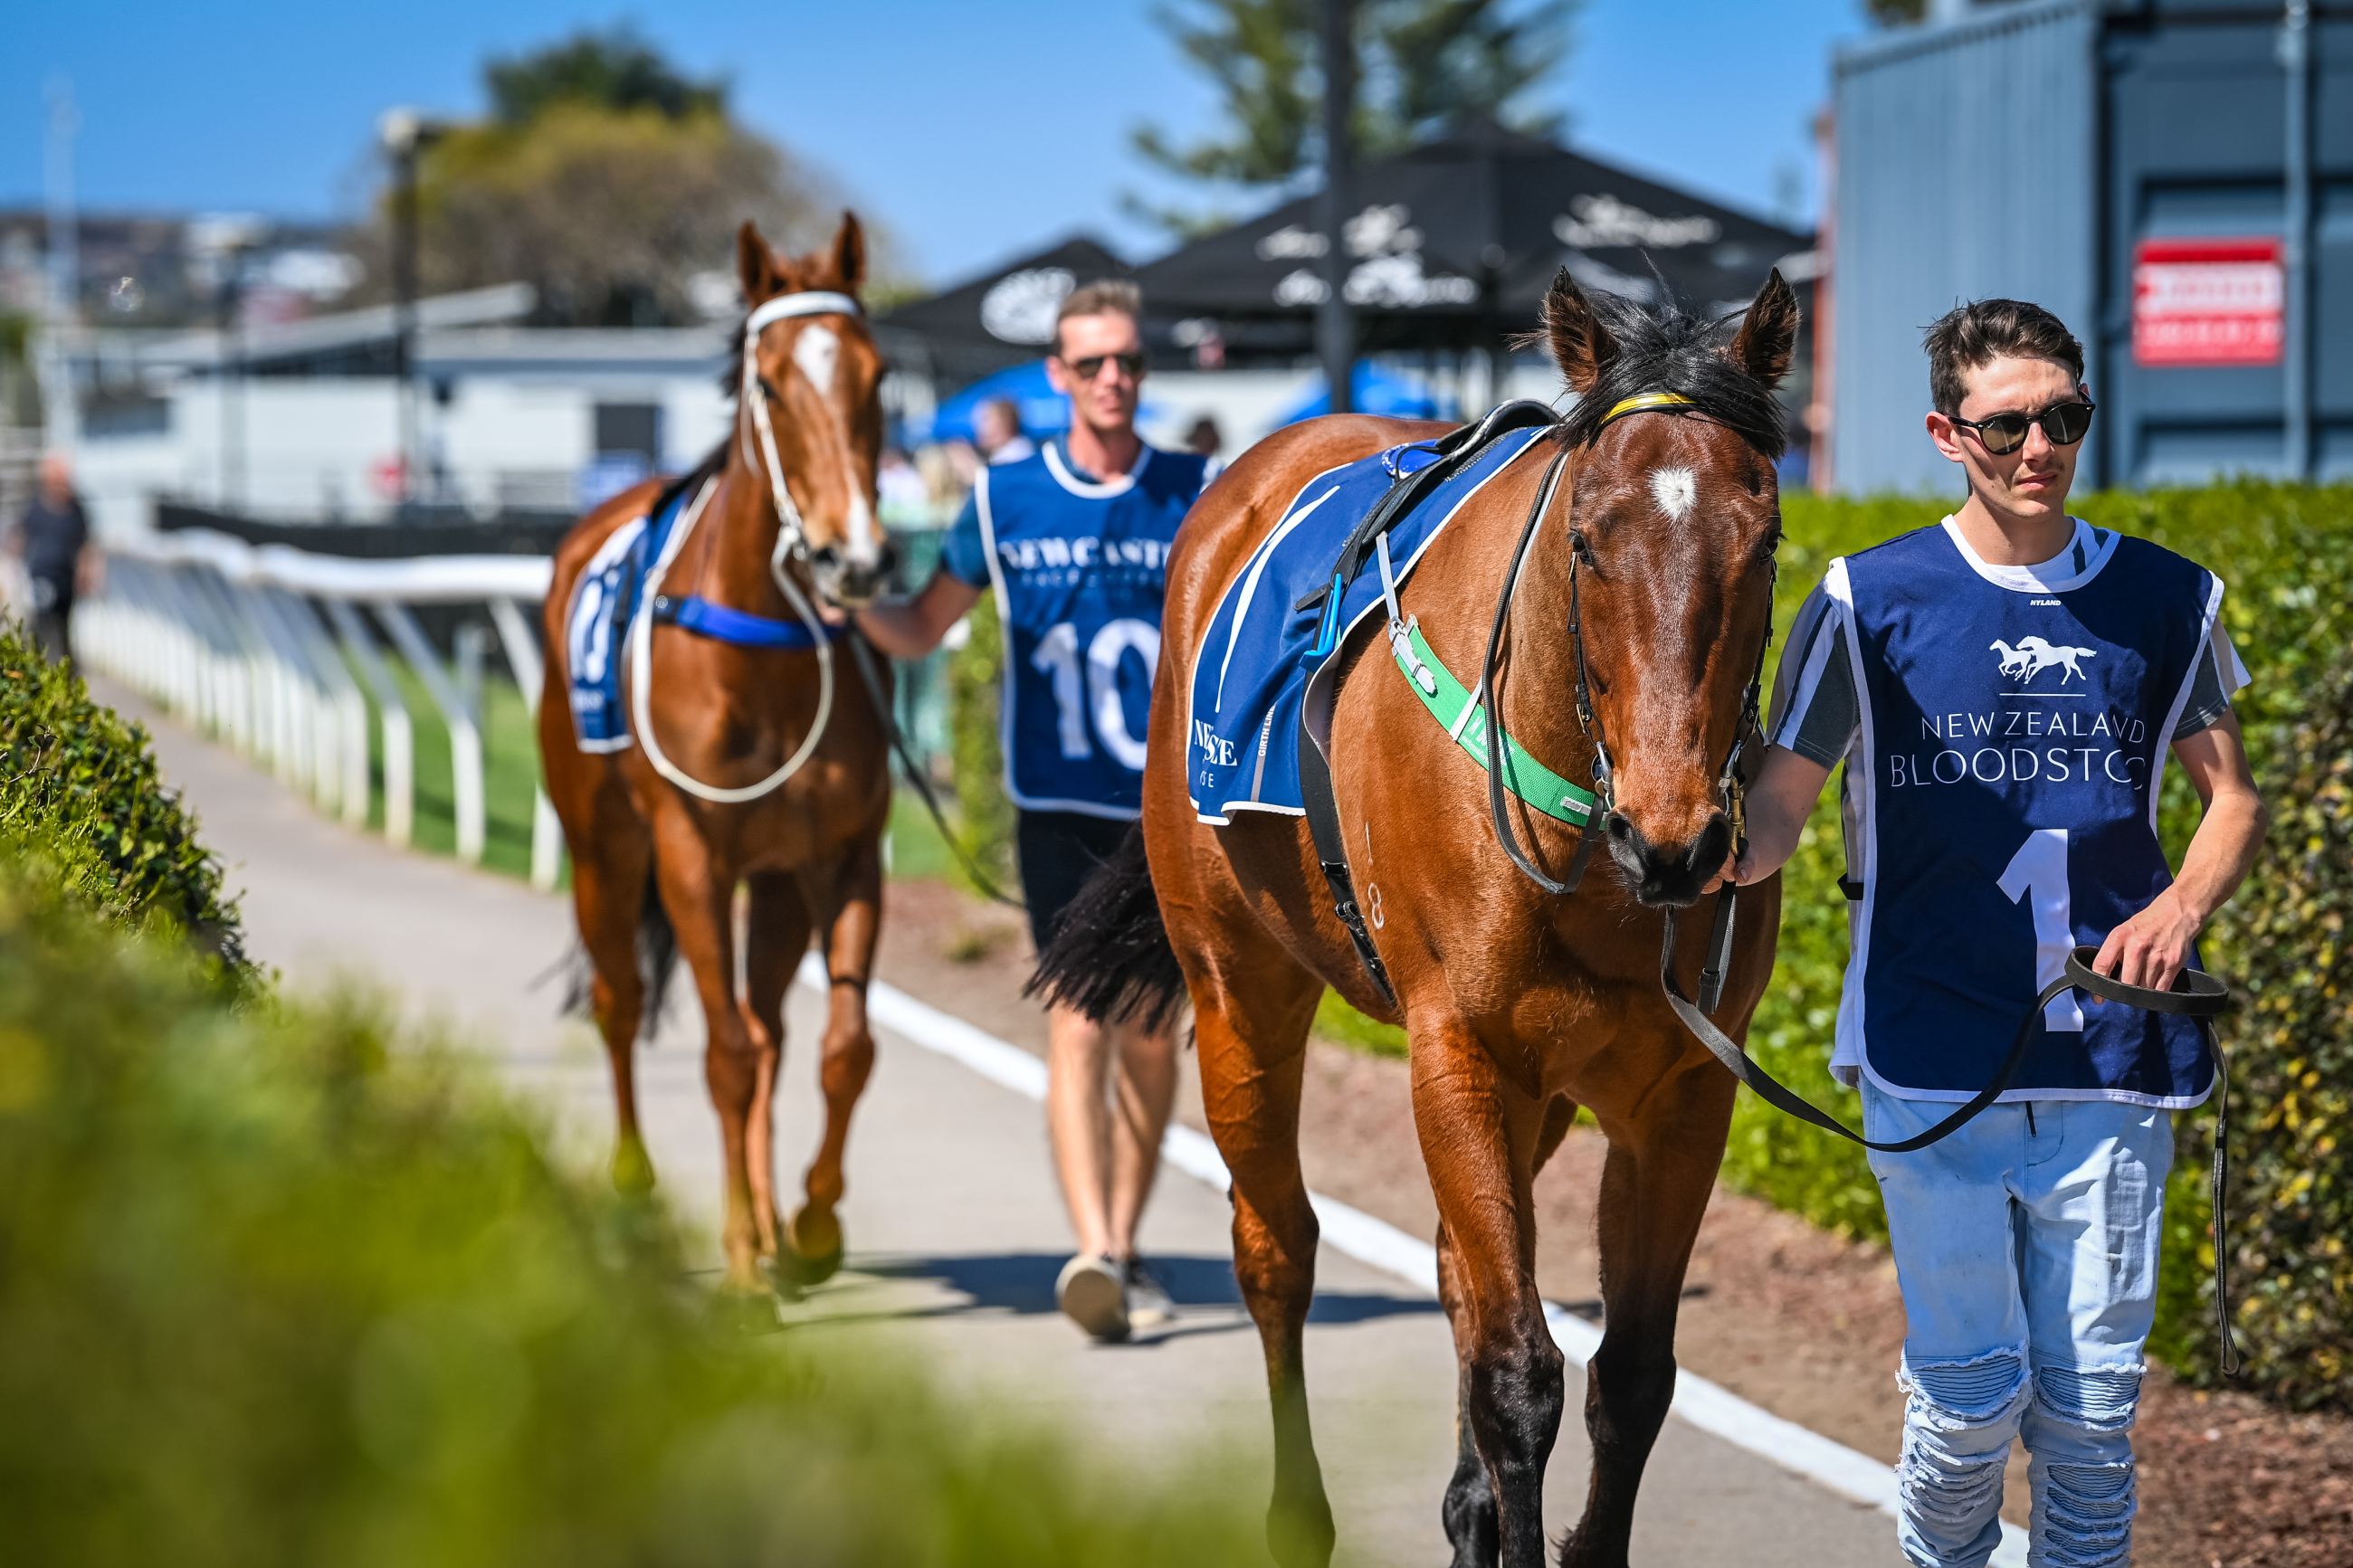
[1035, 270, 1799, 1567]
[538, 214, 892, 1295]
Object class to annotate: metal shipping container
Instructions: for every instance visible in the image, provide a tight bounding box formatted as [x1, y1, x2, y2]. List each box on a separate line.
[1829, 0, 2350, 493]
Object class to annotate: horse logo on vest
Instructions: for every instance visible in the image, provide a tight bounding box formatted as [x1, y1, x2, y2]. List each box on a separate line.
[1990, 635, 2098, 686]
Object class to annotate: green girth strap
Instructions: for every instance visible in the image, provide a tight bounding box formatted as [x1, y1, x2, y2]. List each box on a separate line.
[1390, 619, 1597, 827]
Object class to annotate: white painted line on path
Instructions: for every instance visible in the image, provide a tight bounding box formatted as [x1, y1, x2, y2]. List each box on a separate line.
[806, 955, 2028, 1567]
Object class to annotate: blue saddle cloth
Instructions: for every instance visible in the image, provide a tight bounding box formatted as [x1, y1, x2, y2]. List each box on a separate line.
[1185, 420, 1550, 822]
[564, 478, 840, 753]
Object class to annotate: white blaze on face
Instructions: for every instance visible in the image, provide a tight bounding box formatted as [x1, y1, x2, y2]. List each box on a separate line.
[792, 323, 840, 396]
[1650, 466, 1697, 522]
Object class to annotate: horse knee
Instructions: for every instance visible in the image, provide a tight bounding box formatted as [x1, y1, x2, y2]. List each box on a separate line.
[1897, 1347, 2031, 1535]
[1468, 1324, 1567, 1473]
[819, 1026, 875, 1098]
[1584, 1331, 1677, 1447]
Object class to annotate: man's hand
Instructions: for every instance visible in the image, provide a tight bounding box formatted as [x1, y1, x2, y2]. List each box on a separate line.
[1701, 843, 1746, 897]
[2091, 888, 2201, 992]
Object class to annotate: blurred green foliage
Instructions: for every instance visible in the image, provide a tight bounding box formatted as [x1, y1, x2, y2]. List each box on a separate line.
[0, 861, 1266, 1565]
[0, 622, 253, 993]
[948, 592, 1018, 892]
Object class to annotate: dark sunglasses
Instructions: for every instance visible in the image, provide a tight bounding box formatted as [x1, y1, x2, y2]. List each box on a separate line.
[1061, 350, 1146, 382]
[1948, 398, 2095, 456]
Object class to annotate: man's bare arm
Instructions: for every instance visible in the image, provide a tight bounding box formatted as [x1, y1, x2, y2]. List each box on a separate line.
[854, 573, 984, 660]
[2092, 711, 2266, 990]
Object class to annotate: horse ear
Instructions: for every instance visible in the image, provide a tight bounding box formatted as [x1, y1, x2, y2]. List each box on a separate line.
[826, 211, 867, 296]
[738, 220, 786, 303]
[1729, 269, 1800, 388]
[1538, 269, 1615, 394]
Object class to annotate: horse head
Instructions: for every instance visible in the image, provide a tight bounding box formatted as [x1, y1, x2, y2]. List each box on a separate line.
[736, 213, 894, 608]
[1538, 268, 1798, 907]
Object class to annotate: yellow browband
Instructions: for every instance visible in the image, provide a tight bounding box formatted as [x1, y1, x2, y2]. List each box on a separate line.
[1598, 391, 1697, 425]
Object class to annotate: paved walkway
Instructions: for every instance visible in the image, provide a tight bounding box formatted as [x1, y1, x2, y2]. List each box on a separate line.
[115, 679, 1897, 1566]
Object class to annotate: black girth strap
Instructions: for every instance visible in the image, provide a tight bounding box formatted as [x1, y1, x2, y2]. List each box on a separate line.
[1298, 722, 1398, 1007]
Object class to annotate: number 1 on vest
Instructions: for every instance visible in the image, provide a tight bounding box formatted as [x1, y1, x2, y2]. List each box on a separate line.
[1997, 827, 2087, 1033]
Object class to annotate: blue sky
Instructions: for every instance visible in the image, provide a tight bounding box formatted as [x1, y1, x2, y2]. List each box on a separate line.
[2, 0, 1871, 286]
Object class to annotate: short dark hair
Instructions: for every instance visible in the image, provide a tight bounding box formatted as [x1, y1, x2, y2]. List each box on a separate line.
[1922, 299, 2084, 415]
[1053, 279, 1142, 356]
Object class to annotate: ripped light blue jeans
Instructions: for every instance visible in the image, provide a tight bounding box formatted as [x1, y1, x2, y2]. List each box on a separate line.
[1862, 1081, 2175, 1568]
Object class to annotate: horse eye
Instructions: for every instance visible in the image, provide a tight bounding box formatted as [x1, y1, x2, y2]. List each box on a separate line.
[1568, 529, 1596, 565]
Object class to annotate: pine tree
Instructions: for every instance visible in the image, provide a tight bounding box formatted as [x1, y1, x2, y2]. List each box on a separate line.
[1127, 0, 1577, 234]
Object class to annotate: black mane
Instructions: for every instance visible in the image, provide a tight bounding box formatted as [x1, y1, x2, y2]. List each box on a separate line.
[1556, 289, 1787, 461]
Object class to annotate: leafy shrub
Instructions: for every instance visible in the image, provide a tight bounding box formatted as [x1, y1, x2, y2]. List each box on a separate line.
[0, 870, 1262, 1567]
[948, 590, 1016, 889]
[0, 621, 252, 991]
[2154, 644, 2353, 1405]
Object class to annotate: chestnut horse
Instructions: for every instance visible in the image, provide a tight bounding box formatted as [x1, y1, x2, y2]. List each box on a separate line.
[538, 214, 893, 1294]
[1036, 271, 1799, 1567]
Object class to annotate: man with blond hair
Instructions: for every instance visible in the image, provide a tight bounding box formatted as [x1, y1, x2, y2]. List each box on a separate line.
[861, 280, 1207, 1342]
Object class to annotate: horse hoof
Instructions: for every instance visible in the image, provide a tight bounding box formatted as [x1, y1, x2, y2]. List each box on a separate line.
[786, 1207, 844, 1286]
[611, 1140, 656, 1197]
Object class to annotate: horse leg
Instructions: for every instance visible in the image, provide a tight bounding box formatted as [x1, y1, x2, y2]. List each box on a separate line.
[651, 838, 763, 1292]
[786, 832, 881, 1282]
[1414, 1018, 1560, 1568]
[571, 822, 656, 1193]
[1438, 1093, 1576, 1567]
[1194, 955, 1330, 1568]
[739, 870, 812, 1267]
[1560, 1063, 1735, 1568]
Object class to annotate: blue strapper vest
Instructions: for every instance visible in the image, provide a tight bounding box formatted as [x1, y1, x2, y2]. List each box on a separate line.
[976, 441, 1210, 820]
[1839, 519, 2221, 1106]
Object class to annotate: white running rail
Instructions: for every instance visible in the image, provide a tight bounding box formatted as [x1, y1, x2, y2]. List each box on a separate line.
[80, 527, 564, 889]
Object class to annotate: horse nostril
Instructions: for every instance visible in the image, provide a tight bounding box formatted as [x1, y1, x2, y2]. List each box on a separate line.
[1605, 813, 1634, 842]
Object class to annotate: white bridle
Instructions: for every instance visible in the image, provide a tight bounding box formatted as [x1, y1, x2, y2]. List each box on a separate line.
[627, 290, 866, 806]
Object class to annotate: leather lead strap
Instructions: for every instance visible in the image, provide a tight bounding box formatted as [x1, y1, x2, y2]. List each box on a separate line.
[843, 635, 1025, 911]
[1661, 919, 2241, 1376]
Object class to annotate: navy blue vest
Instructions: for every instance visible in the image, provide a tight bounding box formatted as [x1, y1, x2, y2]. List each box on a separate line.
[1835, 520, 2220, 1106]
[976, 442, 1209, 819]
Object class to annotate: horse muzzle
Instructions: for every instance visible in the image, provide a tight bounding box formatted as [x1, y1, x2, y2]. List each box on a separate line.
[1604, 808, 1732, 908]
[811, 538, 899, 611]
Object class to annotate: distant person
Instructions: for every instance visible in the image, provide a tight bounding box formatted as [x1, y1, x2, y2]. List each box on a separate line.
[9, 452, 97, 662]
[876, 446, 929, 527]
[1183, 414, 1222, 459]
[858, 280, 1207, 1343]
[973, 396, 1034, 466]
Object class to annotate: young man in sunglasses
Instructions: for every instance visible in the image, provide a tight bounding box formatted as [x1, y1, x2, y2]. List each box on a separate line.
[1712, 299, 2266, 1566]
[859, 280, 1209, 1343]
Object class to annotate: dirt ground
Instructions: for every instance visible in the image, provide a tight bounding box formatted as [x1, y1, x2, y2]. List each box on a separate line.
[868, 876, 2353, 1568]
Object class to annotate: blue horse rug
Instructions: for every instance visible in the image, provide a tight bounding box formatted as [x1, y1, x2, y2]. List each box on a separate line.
[1185, 414, 1553, 823]
[564, 475, 843, 753]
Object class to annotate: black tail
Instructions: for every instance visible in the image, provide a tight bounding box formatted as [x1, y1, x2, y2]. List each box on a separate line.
[557, 860, 680, 1042]
[1026, 824, 1186, 1032]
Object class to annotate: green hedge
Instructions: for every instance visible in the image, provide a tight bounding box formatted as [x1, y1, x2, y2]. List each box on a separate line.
[0, 860, 1263, 1565]
[0, 622, 254, 993]
[948, 590, 1017, 890]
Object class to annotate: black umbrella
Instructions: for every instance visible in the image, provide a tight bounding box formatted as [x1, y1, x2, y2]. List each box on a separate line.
[874, 234, 1130, 385]
[1131, 120, 1814, 358]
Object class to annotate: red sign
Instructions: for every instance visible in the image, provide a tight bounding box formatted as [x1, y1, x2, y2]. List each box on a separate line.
[2133, 237, 2283, 367]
